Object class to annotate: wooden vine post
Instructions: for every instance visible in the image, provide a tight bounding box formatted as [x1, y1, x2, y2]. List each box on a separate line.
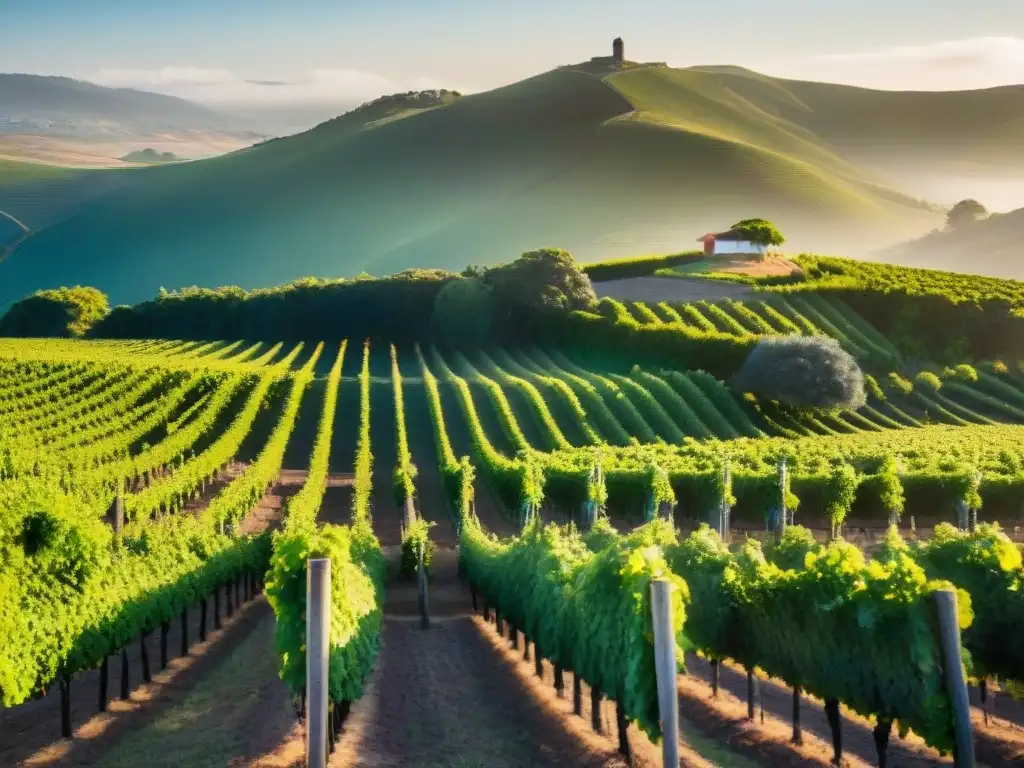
[777, 458, 788, 536]
[98, 656, 109, 712]
[791, 686, 802, 745]
[417, 540, 430, 630]
[650, 578, 680, 768]
[404, 496, 416, 536]
[306, 558, 331, 768]
[933, 588, 976, 768]
[59, 675, 71, 738]
[719, 458, 731, 542]
[111, 492, 124, 535]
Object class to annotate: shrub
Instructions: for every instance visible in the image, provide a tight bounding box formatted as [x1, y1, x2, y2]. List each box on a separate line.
[863, 373, 885, 402]
[887, 372, 914, 396]
[0, 286, 109, 338]
[915, 371, 942, 392]
[730, 336, 866, 410]
[942, 363, 978, 383]
[92, 270, 455, 343]
[400, 518, 436, 580]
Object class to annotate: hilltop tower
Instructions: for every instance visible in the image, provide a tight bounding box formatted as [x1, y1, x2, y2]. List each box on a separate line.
[612, 37, 624, 63]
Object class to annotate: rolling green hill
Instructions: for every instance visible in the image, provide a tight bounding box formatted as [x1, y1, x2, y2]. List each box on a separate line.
[683, 65, 1024, 172]
[3, 63, 1023, 306]
[0, 158, 142, 231]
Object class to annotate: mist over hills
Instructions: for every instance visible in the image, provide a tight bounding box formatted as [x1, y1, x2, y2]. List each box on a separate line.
[1, 62, 1022, 306]
[0, 74, 253, 136]
[882, 206, 1024, 278]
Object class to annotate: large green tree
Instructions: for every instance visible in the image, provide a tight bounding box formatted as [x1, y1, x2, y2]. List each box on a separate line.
[731, 218, 786, 246]
[0, 286, 109, 338]
[946, 199, 988, 230]
[487, 246, 595, 309]
[484, 247, 597, 339]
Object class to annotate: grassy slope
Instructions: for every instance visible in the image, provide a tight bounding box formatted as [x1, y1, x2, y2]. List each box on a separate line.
[10, 65, 1024, 304]
[685, 66, 1024, 171]
[0, 158, 141, 232]
[0, 70, 632, 305]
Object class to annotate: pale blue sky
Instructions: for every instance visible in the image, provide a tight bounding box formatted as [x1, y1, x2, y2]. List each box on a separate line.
[1, 0, 1022, 103]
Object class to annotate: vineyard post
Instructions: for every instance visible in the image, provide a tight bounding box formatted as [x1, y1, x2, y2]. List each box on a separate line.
[404, 496, 416, 532]
[746, 667, 755, 720]
[112, 492, 124, 535]
[650, 578, 680, 768]
[791, 686, 802, 745]
[306, 558, 331, 768]
[720, 458, 731, 542]
[98, 656, 108, 712]
[933, 588, 976, 768]
[778, 458, 788, 535]
[59, 675, 71, 738]
[418, 540, 430, 630]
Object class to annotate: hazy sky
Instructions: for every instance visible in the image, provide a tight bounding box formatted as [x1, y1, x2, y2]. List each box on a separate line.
[2, 0, 1022, 107]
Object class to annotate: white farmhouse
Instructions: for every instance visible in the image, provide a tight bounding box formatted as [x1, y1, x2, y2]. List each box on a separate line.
[697, 229, 773, 257]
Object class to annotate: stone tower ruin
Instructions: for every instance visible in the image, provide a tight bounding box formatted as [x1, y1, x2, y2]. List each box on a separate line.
[613, 37, 624, 63]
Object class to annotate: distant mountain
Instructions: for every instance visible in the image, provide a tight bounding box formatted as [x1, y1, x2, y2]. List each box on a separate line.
[2, 64, 1024, 305]
[881, 208, 1024, 279]
[0, 73, 246, 136]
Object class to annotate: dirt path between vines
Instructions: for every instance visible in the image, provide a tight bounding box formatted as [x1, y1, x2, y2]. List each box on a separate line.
[683, 656, 1024, 768]
[333, 548, 665, 768]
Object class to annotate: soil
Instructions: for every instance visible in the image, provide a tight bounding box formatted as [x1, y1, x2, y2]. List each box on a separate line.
[594, 276, 756, 303]
[711, 254, 802, 277]
[0, 589, 277, 768]
[332, 548, 658, 768]
[684, 655, 1024, 768]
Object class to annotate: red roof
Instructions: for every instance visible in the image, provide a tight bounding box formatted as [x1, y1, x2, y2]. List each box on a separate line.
[696, 228, 744, 243]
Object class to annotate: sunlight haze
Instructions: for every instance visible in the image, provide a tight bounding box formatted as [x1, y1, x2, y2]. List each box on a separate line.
[2, 0, 1021, 118]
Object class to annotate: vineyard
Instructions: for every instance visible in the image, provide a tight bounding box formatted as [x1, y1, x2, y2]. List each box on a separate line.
[3, 290, 1024, 766]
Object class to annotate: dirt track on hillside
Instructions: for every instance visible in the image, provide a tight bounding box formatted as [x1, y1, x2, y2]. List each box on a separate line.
[595, 276, 756, 302]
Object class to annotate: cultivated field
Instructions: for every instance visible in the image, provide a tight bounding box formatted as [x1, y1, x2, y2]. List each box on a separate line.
[3, 308, 1024, 767]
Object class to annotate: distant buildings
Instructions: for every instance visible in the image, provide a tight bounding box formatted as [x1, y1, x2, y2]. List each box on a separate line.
[591, 38, 627, 67]
[574, 37, 666, 71]
[698, 229, 774, 257]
